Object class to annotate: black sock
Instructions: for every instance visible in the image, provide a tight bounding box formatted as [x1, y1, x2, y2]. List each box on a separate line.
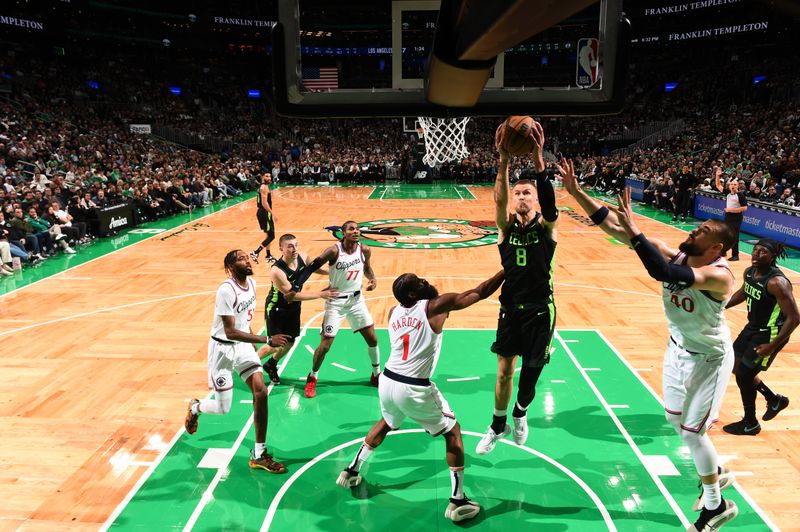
[264, 357, 277, 368]
[736, 364, 760, 424]
[512, 403, 527, 418]
[266, 250, 272, 257]
[756, 381, 776, 403]
[490, 415, 506, 435]
[254, 245, 263, 254]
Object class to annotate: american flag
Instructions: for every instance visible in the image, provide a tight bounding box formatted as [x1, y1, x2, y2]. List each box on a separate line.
[301, 66, 339, 91]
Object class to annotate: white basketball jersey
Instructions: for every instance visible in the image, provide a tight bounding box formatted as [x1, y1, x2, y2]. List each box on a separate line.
[209, 278, 257, 341]
[386, 300, 442, 379]
[329, 242, 364, 294]
[662, 253, 733, 356]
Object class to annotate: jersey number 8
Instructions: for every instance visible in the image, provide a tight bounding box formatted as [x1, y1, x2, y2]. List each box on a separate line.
[516, 248, 527, 266]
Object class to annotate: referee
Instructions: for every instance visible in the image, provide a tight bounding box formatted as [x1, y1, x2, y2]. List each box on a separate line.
[715, 167, 747, 261]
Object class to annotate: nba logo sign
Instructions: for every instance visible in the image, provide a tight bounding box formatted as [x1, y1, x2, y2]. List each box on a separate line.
[576, 38, 600, 88]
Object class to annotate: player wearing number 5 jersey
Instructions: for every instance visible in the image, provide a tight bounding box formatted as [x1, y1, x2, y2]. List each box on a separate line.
[184, 250, 291, 474]
[290, 221, 380, 398]
[562, 159, 739, 532]
[477, 120, 558, 456]
[336, 270, 504, 523]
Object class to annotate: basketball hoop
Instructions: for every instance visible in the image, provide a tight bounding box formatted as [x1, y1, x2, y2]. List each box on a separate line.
[416, 116, 471, 167]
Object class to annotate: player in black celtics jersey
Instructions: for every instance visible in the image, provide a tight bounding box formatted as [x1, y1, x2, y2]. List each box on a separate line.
[260, 234, 339, 384]
[476, 119, 559, 455]
[723, 238, 798, 435]
[250, 173, 276, 264]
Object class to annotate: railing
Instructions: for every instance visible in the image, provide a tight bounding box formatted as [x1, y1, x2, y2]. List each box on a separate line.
[603, 121, 673, 142]
[611, 120, 687, 155]
[150, 124, 234, 153]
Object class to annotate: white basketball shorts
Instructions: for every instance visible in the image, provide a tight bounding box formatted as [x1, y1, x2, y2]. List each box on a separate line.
[321, 293, 373, 337]
[379, 376, 456, 436]
[207, 338, 263, 391]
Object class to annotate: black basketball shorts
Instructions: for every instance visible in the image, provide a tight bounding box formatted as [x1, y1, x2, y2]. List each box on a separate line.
[491, 302, 556, 368]
[266, 304, 301, 340]
[733, 324, 786, 371]
[257, 209, 273, 233]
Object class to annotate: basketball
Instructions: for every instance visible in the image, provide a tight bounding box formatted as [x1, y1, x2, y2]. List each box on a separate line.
[500, 116, 535, 156]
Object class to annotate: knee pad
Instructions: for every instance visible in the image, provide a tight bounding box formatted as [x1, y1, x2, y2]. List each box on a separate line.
[216, 388, 233, 415]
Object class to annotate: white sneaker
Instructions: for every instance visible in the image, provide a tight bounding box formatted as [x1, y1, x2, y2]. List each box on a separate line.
[444, 497, 480, 522]
[475, 424, 511, 455]
[0, 268, 12, 276]
[512, 416, 528, 445]
[64, 247, 76, 254]
[336, 468, 362, 488]
[691, 467, 735, 511]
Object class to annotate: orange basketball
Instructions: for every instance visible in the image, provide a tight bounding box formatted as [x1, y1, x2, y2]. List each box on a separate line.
[500, 115, 535, 156]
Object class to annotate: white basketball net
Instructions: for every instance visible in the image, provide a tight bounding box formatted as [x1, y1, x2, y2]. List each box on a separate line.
[417, 116, 471, 166]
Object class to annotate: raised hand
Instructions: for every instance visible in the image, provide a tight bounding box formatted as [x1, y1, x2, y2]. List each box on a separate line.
[555, 158, 577, 195]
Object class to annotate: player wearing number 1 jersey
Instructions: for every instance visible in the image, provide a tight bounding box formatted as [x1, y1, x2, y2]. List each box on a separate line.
[336, 270, 504, 523]
[562, 161, 739, 532]
[290, 221, 380, 398]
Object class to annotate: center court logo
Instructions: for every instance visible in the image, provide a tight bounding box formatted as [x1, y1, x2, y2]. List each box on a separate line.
[326, 218, 498, 249]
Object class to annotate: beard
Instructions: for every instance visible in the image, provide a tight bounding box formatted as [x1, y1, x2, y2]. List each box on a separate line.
[418, 284, 439, 300]
[678, 240, 703, 256]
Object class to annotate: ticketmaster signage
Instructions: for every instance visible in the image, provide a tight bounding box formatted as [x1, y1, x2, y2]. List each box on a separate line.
[129, 124, 152, 134]
[0, 15, 44, 30]
[694, 193, 800, 249]
[644, 0, 742, 16]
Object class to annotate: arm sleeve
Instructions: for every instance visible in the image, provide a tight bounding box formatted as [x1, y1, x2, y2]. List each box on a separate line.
[630, 234, 695, 288]
[291, 257, 327, 292]
[534, 170, 558, 222]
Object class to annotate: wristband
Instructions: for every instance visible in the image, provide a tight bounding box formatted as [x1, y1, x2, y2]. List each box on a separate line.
[589, 206, 609, 225]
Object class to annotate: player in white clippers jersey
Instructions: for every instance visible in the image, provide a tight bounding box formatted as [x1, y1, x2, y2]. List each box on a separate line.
[290, 221, 380, 398]
[561, 167, 739, 532]
[336, 270, 504, 523]
[184, 250, 291, 474]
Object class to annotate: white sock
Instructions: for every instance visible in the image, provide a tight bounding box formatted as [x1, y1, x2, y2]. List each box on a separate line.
[254, 442, 266, 457]
[347, 442, 374, 473]
[190, 402, 200, 415]
[309, 370, 319, 379]
[199, 389, 233, 415]
[702, 480, 721, 510]
[493, 408, 507, 417]
[368, 346, 380, 374]
[450, 467, 465, 500]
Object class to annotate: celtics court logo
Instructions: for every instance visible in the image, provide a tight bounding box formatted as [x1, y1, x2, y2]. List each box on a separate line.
[326, 219, 498, 249]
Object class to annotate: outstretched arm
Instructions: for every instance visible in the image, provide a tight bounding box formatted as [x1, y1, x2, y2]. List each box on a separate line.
[494, 145, 511, 238]
[427, 270, 504, 317]
[222, 315, 289, 346]
[291, 245, 338, 292]
[271, 267, 339, 303]
[725, 285, 746, 309]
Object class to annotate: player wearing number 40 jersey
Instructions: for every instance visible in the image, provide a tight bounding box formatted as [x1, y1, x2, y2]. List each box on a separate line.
[290, 221, 380, 398]
[336, 270, 504, 523]
[563, 160, 739, 532]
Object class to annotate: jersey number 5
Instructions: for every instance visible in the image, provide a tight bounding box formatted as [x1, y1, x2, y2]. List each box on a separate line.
[401, 334, 410, 361]
[670, 294, 695, 313]
[346, 270, 360, 280]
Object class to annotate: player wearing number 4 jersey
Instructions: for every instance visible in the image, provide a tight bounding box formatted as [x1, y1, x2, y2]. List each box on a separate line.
[336, 270, 504, 523]
[184, 250, 291, 474]
[562, 160, 739, 532]
[291, 221, 380, 398]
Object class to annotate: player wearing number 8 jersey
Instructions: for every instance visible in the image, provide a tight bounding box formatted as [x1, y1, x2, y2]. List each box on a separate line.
[336, 270, 504, 523]
[477, 120, 557, 456]
[290, 221, 380, 398]
[561, 160, 739, 532]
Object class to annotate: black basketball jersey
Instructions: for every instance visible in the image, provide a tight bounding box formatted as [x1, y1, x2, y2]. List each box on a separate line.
[498, 213, 556, 307]
[743, 266, 787, 334]
[266, 255, 306, 310]
[256, 185, 272, 210]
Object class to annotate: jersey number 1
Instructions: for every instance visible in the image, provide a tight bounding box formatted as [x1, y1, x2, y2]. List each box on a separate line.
[401, 334, 410, 361]
[516, 248, 527, 266]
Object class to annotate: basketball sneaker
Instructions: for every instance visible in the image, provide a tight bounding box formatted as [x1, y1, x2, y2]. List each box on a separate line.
[304, 374, 318, 398]
[687, 499, 738, 531]
[249, 449, 287, 474]
[336, 467, 363, 488]
[722, 418, 761, 436]
[370, 372, 380, 387]
[512, 415, 528, 445]
[185, 399, 200, 435]
[263, 358, 280, 385]
[248, 250, 259, 264]
[444, 497, 480, 522]
[763, 394, 789, 421]
[265, 254, 276, 264]
[691, 466, 735, 511]
[475, 424, 511, 455]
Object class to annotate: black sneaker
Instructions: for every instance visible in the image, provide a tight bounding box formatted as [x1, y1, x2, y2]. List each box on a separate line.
[444, 497, 481, 522]
[763, 394, 789, 421]
[263, 358, 280, 384]
[722, 418, 761, 436]
[729, 256, 739, 262]
[688, 499, 738, 531]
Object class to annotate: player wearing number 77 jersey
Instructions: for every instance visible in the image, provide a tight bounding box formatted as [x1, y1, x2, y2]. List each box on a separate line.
[290, 221, 380, 398]
[336, 270, 504, 523]
[560, 159, 739, 532]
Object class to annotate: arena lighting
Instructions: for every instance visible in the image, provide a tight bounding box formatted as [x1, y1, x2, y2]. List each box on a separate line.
[168, 86, 182, 95]
[753, 75, 767, 85]
[86, 81, 99, 89]
[248, 89, 261, 98]
[664, 82, 678, 92]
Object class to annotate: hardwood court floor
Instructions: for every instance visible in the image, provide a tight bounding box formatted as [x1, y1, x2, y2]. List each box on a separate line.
[0, 185, 797, 530]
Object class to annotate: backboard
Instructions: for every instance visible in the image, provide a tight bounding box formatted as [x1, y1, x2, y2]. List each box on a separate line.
[273, 0, 629, 118]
